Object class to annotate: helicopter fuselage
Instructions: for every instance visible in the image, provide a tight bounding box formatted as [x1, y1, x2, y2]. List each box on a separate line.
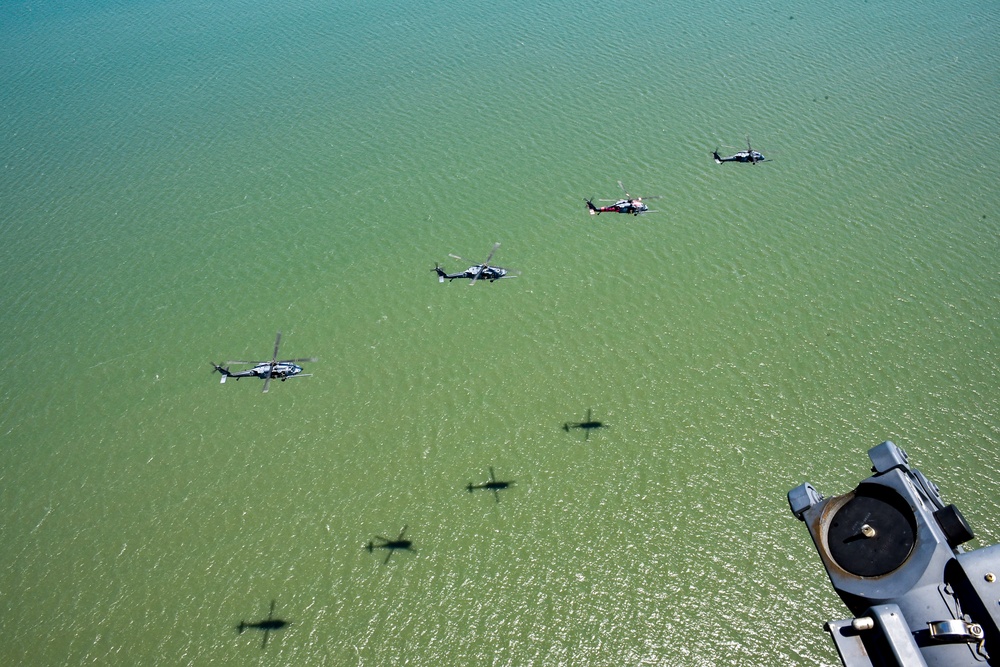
[587, 198, 649, 216]
[372, 539, 412, 551]
[435, 242, 515, 284]
[212, 332, 314, 393]
[238, 618, 289, 633]
[367, 533, 413, 563]
[713, 149, 766, 164]
[468, 480, 510, 492]
[218, 361, 304, 383]
[437, 265, 509, 282]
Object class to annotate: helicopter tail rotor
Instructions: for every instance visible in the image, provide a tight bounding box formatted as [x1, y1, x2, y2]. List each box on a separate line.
[585, 199, 599, 215]
[433, 264, 447, 283]
[212, 363, 232, 383]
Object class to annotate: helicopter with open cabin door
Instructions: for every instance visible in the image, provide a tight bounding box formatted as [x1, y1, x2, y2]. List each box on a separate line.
[586, 181, 661, 216]
[713, 136, 768, 165]
[211, 332, 316, 393]
[433, 242, 519, 284]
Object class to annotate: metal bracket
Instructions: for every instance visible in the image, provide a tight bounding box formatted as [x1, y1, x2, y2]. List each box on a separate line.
[928, 619, 984, 643]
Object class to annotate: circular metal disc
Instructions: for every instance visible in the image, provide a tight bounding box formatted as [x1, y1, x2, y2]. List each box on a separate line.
[827, 490, 916, 577]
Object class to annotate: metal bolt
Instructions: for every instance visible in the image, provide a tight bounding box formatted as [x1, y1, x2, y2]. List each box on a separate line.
[861, 524, 876, 538]
[985, 572, 996, 583]
[852, 617, 875, 631]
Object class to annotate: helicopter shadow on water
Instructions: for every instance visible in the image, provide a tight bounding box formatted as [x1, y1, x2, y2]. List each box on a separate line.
[466, 466, 515, 503]
[236, 599, 290, 649]
[366, 525, 414, 564]
[563, 409, 607, 441]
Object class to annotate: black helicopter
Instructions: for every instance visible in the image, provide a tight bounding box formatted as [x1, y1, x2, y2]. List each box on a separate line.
[212, 331, 316, 393]
[434, 242, 518, 284]
[713, 137, 768, 165]
[467, 466, 514, 503]
[563, 409, 607, 440]
[237, 599, 289, 649]
[366, 525, 413, 564]
[586, 181, 661, 216]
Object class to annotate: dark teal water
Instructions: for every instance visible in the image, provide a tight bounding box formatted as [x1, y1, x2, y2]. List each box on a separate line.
[1, 0, 997, 664]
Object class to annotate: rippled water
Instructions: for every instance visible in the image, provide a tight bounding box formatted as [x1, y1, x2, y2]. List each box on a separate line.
[1, 0, 997, 664]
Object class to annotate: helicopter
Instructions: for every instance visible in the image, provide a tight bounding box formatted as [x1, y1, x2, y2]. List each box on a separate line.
[713, 136, 768, 165]
[366, 525, 413, 564]
[237, 599, 289, 649]
[467, 466, 514, 503]
[433, 242, 518, 284]
[586, 181, 661, 216]
[563, 408, 607, 440]
[211, 331, 316, 393]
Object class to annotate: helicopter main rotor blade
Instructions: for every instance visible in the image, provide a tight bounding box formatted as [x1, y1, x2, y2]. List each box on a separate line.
[483, 242, 500, 266]
[225, 361, 260, 366]
[449, 253, 483, 265]
[272, 332, 282, 362]
[471, 243, 500, 285]
[279, 357, 318, 363]
[616, 178, 660, 201]
[261, 364, 273, 393]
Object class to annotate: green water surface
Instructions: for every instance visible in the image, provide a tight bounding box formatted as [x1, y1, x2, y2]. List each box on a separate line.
[1, 0, 997, 664]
